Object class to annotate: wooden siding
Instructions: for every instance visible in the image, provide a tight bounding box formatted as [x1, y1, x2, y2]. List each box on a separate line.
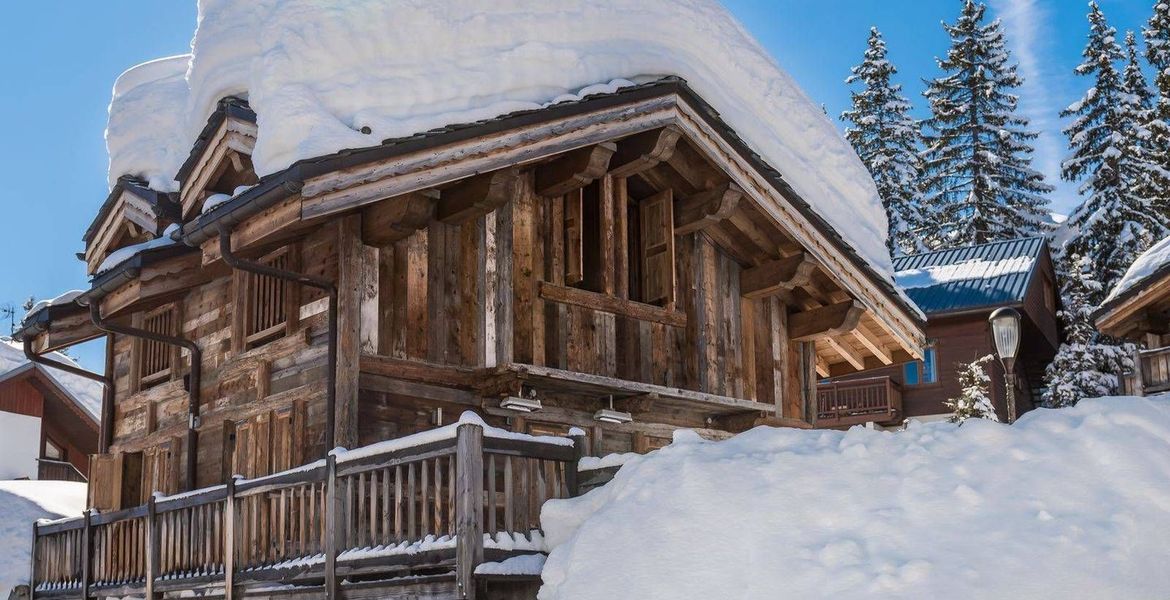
[0, 378, 43, 417]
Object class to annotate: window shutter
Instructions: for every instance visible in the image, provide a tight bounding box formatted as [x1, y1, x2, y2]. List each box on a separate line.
[89, 453, 124, 511]
[270, 402, 305, 473]
[251, 411, 273, 477]
[639, 189, 676, 306]
[142, 438, 180, 498]
[564, 189, 584, 285]
[232, 418, 254, 479]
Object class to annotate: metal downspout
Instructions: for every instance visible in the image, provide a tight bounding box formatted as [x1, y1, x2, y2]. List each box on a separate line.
[22, 337, 114, 454]
[216, 227, 339, 453]
[86, 302, 203, 492]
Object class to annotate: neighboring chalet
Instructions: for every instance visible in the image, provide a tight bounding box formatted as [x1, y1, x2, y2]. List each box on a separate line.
[1095, 236, 1170, 395]
[819, 238, 1060, 427]
[0, 339, 99, 482]
[18, 79, 925, 598]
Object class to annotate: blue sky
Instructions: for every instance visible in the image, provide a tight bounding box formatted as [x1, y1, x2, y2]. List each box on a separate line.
[0, 0, 1153, 369]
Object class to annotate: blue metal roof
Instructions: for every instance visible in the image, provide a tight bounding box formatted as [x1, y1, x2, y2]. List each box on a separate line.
[892, 237, 1047, 315]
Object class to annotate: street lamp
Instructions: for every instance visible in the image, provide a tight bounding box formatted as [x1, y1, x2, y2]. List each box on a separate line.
[988, 307, 1022, 424]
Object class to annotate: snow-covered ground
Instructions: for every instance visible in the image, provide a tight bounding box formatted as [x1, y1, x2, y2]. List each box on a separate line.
[540, 396, 1170, 600]
[107, 0, 895, 281]
[0, 481, 86, 597]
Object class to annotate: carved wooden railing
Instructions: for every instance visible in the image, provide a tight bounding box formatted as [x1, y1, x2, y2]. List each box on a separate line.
[815, 376, 902, 428]
[37, 459, 87, 483]
[31, 416, 582, 600]
[1122, 346, 1170, 396]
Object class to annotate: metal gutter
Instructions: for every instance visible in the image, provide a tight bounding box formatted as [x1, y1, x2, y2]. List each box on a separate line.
[85, 301, 203, 492]
[22, 336, 114, 454]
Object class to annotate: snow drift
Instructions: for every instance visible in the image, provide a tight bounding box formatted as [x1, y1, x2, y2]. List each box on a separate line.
[0, 482, 86, 597]
[540, 396, 1170, 600]
[105, 0, 893, 278]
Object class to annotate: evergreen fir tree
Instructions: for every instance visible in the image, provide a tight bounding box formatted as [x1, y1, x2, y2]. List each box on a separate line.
[919, 0, 1052, 249]
[1042, 254, 1134, 407]
[944, 354, 999, 422]
[1143, 0, 1170, 210]
[841, 27, 927, 257]
[1062, 3, 1169, 298]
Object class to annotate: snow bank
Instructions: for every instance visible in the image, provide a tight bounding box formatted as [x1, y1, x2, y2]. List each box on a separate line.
[0, 481, 86, 596]
[107, 0, 893, 279]
[106, 55, 191, 192]
[0, 340, 102, 420]
[540, 396, 1170, 600]
[1105, 233, 1170, 303]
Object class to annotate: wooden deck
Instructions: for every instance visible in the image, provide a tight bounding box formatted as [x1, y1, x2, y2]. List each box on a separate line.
[815, 376, 902, 428]
[30, 421, 581, 600]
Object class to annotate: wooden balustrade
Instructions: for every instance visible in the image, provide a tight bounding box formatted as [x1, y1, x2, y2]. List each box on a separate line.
[815, 376, 902, 428]
[30, 420, 583, 600]
[37, 459, 88, 483]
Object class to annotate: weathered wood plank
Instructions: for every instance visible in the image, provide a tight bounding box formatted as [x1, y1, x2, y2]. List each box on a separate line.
[789, 301, 864, 342]
[740, 253, 817, 299]
[535, 143, 617, 197]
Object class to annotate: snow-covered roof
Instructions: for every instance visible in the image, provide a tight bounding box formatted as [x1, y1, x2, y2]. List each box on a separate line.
[1102, 233, 1170, 305]
[93, 223, 181, 276]
[0, 339, 102, 421]
[892, 237, 1047, 315]
[105, 0, 896, 282]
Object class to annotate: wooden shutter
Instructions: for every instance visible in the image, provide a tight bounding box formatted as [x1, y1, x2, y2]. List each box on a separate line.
[239, 245, 299, 349]
[142, 438, 179, 498]
[138, 304, 178, 388]
[270, 402, 306, 473]
[639, 189, 676, 306]
[89, 453, 124, 511]
[564, 189, 584, 285]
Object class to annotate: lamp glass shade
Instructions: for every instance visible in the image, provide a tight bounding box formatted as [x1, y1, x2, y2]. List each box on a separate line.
[988, 307, 1021, 361]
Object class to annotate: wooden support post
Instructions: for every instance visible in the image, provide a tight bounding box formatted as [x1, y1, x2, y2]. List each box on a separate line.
[224, 477, 237, 600]
[325, 454, 342, 599]
[145, 495, 159, 600]
[1132, 347, 1145, 397]
[336, 214, 363, 449]
[567, 431, 587, 497]
[455, 424, 484, 600]
[28, 521, 37, 599]
[80, 510, 91, 600]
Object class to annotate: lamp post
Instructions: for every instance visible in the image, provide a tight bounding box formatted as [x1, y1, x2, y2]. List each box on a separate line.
[988, 307, 1022, 424]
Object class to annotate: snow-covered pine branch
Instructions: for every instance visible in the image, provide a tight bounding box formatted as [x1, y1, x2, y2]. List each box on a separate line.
[841, 27, 927, 257]
[919, 0, 1052, 250]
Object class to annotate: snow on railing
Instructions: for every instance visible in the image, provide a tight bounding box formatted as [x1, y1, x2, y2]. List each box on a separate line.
[30, 412, 584, 598]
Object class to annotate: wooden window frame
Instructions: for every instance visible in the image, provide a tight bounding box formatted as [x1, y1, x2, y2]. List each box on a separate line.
[131, 303, 182, 393]
[233, 244, 301, 352]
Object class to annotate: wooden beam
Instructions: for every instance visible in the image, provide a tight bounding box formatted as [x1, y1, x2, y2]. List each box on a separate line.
[437, 167, 520, 224]
[360, 192, 436, 246]
[535, 143, 617, 197]
[740, 253, 817, 299]
[673, 182, 742, 235]
[850, 322, 894, 365]
[538, 281, 687, 328]
[815, 356, 830, 378]
[609, 127, 682, 178]
[789, 301, 864, 342]
[823, 336, 866, 371]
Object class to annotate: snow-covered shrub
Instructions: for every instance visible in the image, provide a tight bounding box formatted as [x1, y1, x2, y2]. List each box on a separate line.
[944, 354, 999, 422]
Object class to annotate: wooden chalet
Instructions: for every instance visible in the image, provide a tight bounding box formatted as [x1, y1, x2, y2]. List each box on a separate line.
[0, 339, 99, 482]
[1095, 237, 1170, 395]
[17, 78, 924, 599]
[819, 238, 1060, 427]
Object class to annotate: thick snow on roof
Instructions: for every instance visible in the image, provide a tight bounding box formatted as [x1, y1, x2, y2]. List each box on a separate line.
[22, 290, 84, 323]
[0, 481, 86, 596]
[0, 339, 102, 420]
[1104, 233, 1170, 304]
[540, 396, 1170, 599]
[894, 256, 1034, 290]
[106, 0, 894, 279]
[106, 55, 191, 192]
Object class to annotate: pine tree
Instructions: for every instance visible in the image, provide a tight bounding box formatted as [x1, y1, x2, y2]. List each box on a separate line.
[944, 354, 999, 422]
[841, 28, 927, 257]
[1041, 254, 1134, 407]
[1062, 3, 1169, 298]
[1143, 0, 1170, 210]
[919, 0, 1052, 249]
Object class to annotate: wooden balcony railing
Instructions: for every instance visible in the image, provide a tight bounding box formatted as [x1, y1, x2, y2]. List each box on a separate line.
[37, 459, 87, 483]
[1122, 346, 1170, 396]
[30, 415, 582, 600]
[815, 376, 902, 428]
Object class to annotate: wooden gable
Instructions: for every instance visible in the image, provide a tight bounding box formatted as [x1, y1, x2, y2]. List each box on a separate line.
[84, 183, 177, 276]
[178, 99, 260, 219]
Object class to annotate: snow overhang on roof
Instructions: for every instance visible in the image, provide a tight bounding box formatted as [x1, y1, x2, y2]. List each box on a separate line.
[1095, 234, 1170, 324]
[892, 237, 1047, 317]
